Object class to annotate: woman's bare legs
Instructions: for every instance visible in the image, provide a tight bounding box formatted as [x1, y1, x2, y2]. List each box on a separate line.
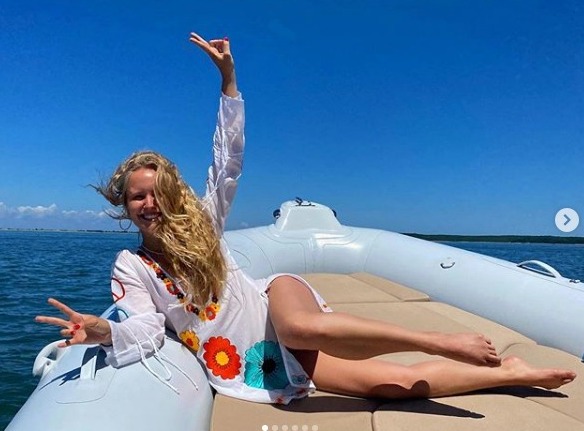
[291, 349, 576, 398]
[268, 276, 576, 398]
[267, 276, 500, 366]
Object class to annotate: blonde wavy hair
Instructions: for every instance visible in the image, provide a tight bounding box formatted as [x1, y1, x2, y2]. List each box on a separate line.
[94, 151, 227, 306]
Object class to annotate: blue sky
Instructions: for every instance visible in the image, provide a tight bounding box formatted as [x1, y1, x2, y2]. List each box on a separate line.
[1, 0, 583, 235]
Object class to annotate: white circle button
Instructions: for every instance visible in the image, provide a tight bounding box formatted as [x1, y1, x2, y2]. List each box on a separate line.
[555, 208, 579, 233]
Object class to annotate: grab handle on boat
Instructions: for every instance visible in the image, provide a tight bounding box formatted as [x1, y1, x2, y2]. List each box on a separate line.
[440, 257, 456, 269]
[517, 260, 562, 278]
[32, 340, 67, 378]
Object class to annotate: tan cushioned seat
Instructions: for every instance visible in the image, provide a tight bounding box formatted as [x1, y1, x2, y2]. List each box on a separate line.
[373, 394, 584, 431]
[300, 272, 429, 304]
[211, 273, 584, 431]
[211, 392, 377, 431]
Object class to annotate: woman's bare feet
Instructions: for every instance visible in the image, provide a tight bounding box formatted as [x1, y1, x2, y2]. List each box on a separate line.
[502, 356, 577, 389]
[436, 332, 502, 366]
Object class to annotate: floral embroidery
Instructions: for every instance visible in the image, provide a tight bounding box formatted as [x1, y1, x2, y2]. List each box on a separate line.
[179, 330, 200, 352]
[137, 250, 179, 295]
[137, 250, 221, 322]
[203, 336, 241, 380]
[201, 302, 221, 322]
[244, 341, 290, 390]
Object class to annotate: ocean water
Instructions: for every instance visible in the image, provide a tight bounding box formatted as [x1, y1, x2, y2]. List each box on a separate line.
[0, 231, 139, 430]
[441, 241, 584, 281]
[2, 231, 584, 429]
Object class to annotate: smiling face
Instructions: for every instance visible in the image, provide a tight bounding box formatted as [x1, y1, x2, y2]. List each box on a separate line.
[125, 167, 162, 246]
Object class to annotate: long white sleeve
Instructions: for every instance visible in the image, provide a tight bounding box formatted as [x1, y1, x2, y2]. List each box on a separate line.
[101, 250, 166, 367]
[203, 93, 245, 235]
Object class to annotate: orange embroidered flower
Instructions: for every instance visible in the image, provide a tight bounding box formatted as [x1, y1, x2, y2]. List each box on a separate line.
[204, 302, 221, 321]
[179, 330, 200, 352]
[195, 298, 221, 322]
[203, 336, 241, 380]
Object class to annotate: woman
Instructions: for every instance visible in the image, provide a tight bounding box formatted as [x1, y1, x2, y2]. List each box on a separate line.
[36, 32, 576, 404]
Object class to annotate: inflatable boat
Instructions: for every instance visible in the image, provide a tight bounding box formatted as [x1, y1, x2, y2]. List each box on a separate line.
[7, 200, 584, 431]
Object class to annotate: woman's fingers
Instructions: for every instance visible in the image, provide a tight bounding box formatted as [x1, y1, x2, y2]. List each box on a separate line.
[189, 32, 232, 59]
[189, 32, 217, 55]
[209, 38, 230, 55]
[189, 32, 205, 44]
[36, 298, 92, 348]
[189, 33, 207, 49]
[35, 315, 70, 328]
[47, 297, 77, 317]
[60, 328, 75, 337]
[36, 298, 82, 331]
[57, 339, 73, 348]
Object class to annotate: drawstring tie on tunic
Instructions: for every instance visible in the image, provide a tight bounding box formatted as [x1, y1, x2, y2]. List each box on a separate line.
[127, 326, 199, 394]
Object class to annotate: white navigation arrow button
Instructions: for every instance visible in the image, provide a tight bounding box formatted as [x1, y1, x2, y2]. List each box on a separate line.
[555, 208, 579, 233]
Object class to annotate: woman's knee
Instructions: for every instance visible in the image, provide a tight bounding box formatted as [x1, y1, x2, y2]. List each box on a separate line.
[267, 275, 319, 306]
[273, 312, 325, 349]
[268, 276, 325, 348]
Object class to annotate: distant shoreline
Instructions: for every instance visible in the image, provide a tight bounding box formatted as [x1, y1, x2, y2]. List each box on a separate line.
[0, 228, 137, 234]
[405, 233, 584, 244]
[1, 228, 583, 244]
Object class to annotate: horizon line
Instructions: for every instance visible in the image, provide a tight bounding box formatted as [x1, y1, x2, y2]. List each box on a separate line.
[1, 227, 583, 244]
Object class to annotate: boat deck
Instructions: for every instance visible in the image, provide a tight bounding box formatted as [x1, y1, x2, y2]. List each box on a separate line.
[211, 272, 584, 431]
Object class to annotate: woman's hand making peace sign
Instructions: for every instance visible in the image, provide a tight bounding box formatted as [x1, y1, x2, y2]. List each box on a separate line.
[35, 298, 112, 348]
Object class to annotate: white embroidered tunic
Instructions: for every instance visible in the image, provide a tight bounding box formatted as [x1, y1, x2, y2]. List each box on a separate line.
[102, 93, 332, 404]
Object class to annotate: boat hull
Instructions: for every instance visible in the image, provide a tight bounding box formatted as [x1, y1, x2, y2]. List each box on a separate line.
[7, 307, 213, 431]
[8, 200, 584, 430]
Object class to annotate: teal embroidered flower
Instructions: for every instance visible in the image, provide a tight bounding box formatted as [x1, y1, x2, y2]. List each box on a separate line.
[244, 341, 290, 390]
